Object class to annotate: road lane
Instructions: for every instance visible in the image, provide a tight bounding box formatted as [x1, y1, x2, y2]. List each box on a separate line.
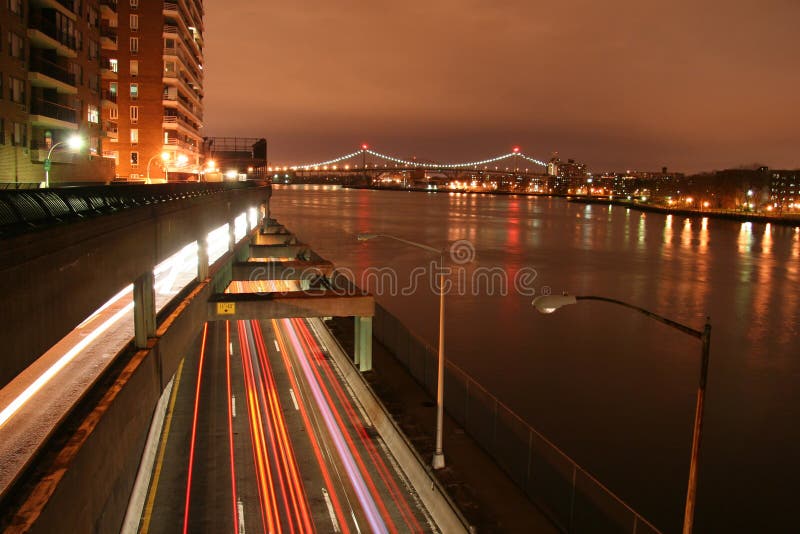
[142, 318, 435, 533]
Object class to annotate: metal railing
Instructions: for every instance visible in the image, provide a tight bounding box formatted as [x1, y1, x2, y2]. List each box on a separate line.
[28, 54, 76, 87]
[30, 98, 77, 124]
[28, 11, 77, 50]
[331, 272, 662, 533]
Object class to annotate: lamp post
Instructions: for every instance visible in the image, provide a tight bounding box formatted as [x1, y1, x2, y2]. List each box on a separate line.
[532, 294, 711, 534]
[358, 232, 447, 469]
[147, 152, 171, 182]
[44, 135, 84, 188]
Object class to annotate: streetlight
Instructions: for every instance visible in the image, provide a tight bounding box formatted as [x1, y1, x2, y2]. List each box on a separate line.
[532, 294, 711, 534]
[146, 152, 171, 181]
[44, 134, 84, 188]
[357, 232, 447, 470]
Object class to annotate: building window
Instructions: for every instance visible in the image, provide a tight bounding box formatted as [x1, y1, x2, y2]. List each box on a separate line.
[9, 0, 22, 17]
[130, 151, 139, 166]
[88, 7, 98, 28]
[88, 104, 99, 124]
[130, 105, 138, 123]
[130, 83, 138, 100]
[130, 0, 138, 8]
[109, 105, 118, 120]
[130, 128, 138, 144]
[130, 14, 139, 30]
[12, 121, 26, 147]
[8, 32, 24, 60]
[10, 77, 25, 105]
[130, 60, 138, 76]
[109, 59, 119, 73]
[71, 63, 83, 85]
[89, 136, 98, 156]
[129, 37, 138, 54]
[88, 40, 98, 60]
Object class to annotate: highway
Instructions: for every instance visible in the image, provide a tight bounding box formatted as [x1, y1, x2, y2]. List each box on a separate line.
[139, 317, 435, 533]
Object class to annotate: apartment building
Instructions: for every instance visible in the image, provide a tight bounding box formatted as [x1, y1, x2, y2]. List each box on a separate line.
[0, 0, 113, 184]
[101, 0, 204, 181]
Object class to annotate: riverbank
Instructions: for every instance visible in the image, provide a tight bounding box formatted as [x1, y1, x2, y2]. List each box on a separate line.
[569, 197, 800, 227]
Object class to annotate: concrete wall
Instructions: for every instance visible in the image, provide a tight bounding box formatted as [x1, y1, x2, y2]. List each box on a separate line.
[0, 185, 270, 388]
[2, 238, 243, 533]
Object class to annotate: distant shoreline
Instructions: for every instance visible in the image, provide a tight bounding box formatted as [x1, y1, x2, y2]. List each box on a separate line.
[307, 184, 800, 227]
[568, 197, 800, 227]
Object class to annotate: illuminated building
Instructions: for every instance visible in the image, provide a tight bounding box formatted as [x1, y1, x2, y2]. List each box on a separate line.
[100, 0, 204, 181]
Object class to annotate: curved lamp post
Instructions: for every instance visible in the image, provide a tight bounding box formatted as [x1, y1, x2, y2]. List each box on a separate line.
[358, 232, 447, 470]
[44, 135, 84, 188]
[146, 152, 171, 182]
[532, 294, 711, 534]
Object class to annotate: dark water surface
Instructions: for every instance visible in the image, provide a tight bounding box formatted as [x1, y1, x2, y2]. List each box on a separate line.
[271, 185, 800, 532]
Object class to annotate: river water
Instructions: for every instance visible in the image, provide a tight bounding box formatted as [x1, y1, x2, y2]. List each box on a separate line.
[270, 185, 800, 532]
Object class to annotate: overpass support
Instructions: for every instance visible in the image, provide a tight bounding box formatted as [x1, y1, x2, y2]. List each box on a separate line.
[354, 316, 373, 371]
[133, 272, 156, 349]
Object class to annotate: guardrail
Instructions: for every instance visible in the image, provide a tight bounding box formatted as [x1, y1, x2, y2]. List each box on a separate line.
[0, 182, 268, 238]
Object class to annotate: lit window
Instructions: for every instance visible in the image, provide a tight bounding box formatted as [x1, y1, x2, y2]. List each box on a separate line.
[130, 37, 139, 54]
[109, 105, 118, 120]
[130, 14, 139, 30]
[130, 105, 138, 123]
[88, 105, 99, 124]
[130, 128, 138, 144]
[130, 60, 138, 76]
[130, 83, 138, 100]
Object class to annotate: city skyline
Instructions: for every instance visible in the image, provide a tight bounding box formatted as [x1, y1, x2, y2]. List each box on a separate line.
[204, 0, 799, 172]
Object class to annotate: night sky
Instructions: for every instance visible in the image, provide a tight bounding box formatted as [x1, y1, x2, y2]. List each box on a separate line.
[203, 0, 799, 172]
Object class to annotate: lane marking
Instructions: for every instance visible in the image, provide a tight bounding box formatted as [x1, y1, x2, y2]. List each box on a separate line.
[139, 358, 186, 534]
[322, 488, 341, 533]
[273, 339, 280, 352]
[237, 500, 246, 534]
[288, 389, 299, 411]
[230, 342, 234, 354]
[231, 395, 237, 418]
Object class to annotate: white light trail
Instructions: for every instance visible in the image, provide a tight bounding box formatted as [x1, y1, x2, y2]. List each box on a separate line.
[0, 300, 134, 429]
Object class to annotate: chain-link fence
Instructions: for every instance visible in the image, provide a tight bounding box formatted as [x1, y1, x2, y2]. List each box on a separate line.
[370, 299, 660, 533]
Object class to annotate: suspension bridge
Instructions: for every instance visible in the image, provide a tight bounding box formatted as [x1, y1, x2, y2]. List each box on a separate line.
[269, 146, 550, 178]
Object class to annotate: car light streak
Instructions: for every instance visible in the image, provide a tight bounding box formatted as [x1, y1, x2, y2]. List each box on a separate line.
[294, 318, 422, 532]
[238, 319, 314, 533]
[226, 321, 239, 534]
[276, 318, 390, 534]
[0, 298, 134, 429]
[250, 320, 314, 532]
[271, 323, 352, 534]
[182, 323, 208, 534]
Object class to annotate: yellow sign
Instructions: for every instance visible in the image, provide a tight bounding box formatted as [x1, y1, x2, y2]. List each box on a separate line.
[217, 302, 236, 315]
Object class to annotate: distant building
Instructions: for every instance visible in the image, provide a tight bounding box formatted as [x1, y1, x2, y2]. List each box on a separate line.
[555, 158, 587, 194]
[0, 0, 114, 184]
[770, 170, 799, 211]
[101, 0, 205, 181]
[202, 137, 267, 180]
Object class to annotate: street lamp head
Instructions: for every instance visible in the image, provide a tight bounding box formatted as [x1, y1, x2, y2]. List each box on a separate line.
[161, 151, 171, 161]
[66, 135, 84, 151]
[532, 294, 577, 314]
[356, 233, 379, 242]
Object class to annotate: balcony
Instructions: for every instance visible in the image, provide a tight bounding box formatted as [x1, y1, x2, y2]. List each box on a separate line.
[163, 2, 179, 15]
[27, 11, 77, 58]
[103, 121, 118, 140]
[101, 89, 117, 103]
[100, 25, 118, 50]
[30, 98, 78, 129]
[100, 58, 118, 79]
[99, 0, 118, 16]
[28, 54, 77, 94]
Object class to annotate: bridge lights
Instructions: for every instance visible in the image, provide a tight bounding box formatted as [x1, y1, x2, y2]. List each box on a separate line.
[361, 143, 369, 150]
[513, 146, 521, 153]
